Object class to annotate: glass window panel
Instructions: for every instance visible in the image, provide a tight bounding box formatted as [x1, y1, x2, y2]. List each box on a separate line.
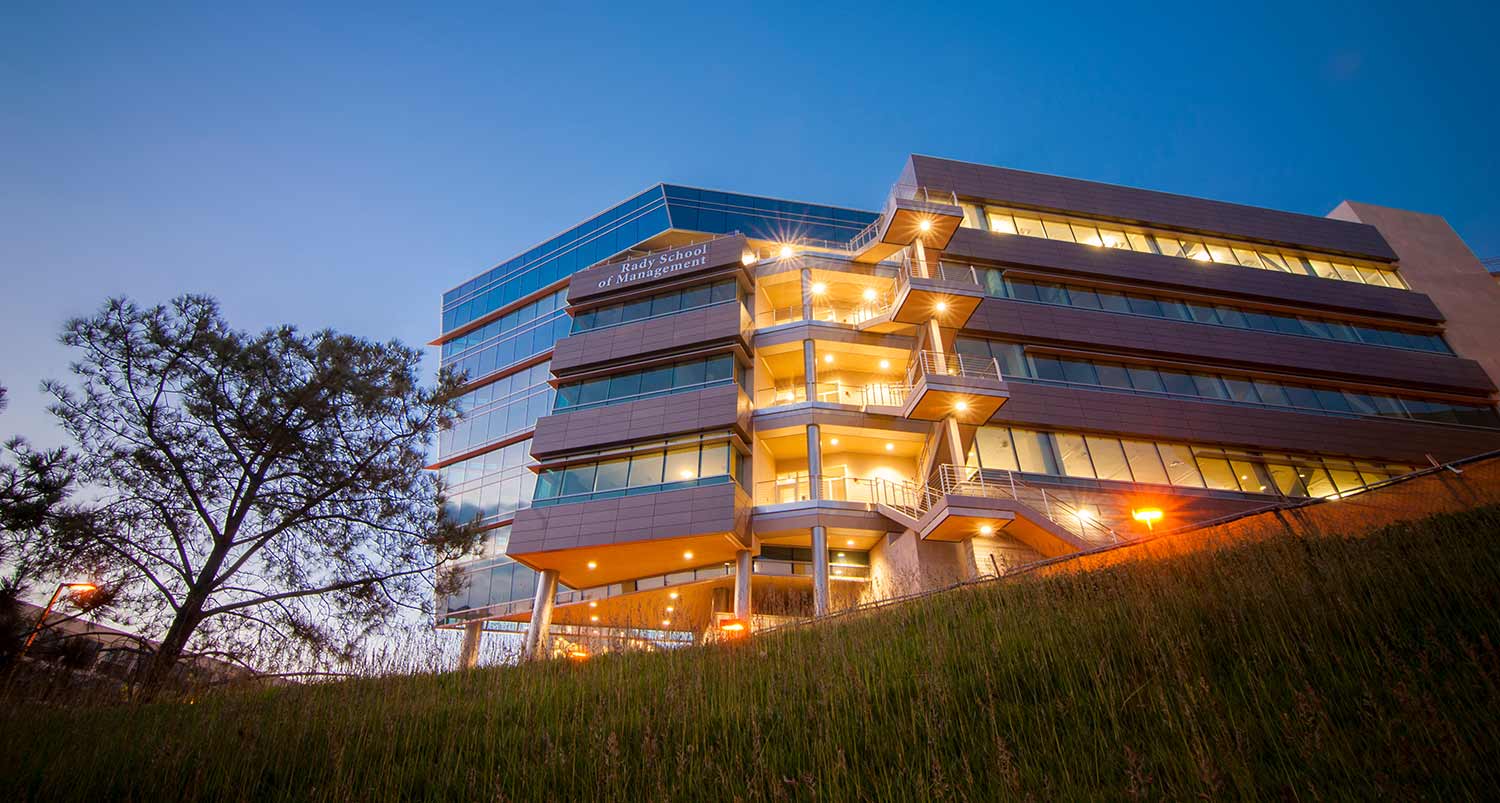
[1032, 356, 1066, 382]
[1206, 243, 1237, 264]
[1126, 232, 1158, 253]
[640, 365, 673, 394]
[1008, 279, 1040, 302]
[955, 337, 989, 357]
[1333, 263, 1366, 283]
[1231, 460, 1274, 494]
[1195, 454, 1241, 491]
[1187, 302, 1219, 324]
[1122, 440, 1169, 484]
[1314, 389, 1353, 412]
[627, 451, 664, 487]
[1159, 370, 1198, 396]
[1356, 266, 1390, 287]
[1302, 465, 1338, 497]
[699, 442, 730, 477]
[1153, 236, 1185, 258]
[986, 211, 1017, 234]
[1067, 286, 1102, 309]
[1086, 436, 1132, 481]
[1215, 306, 1249, 328]
[1354, 461, 1391, 486]
[593, 458, 630, 493]
[578, 378, 610, 405]
[1343, 391, 1380, 415]
[1126, 294, 1163, 316]
[1383, 271, 1409, 290]
[1223, 377, 1261, 403]
[1158, 298, 1191, 320]
[1071, 224, 1103, 246]
[993, 343, 1029, 378]
[1233, 248, 1267, 268]
[1096, 290, 1131, 313]
[681, 283, 711, 309]
[664, 446, 700, 482]
[1095, 363, 1133, 389]
[594, 304, 623, 327]
[1284, 385, 1322, 410]
[1306, 259, 1339, 279]
[1157, 444, 1205, 487]
[1042, 219, 1076, 242]
[650, 292, 682, 316]
[572, 309, 596, 331]
[1012, 429, 1059, 475]
[1053, 434, 1095, 478]
[673, 359, 707, 387]
[561, 463, 597, 496]
[1237, 310, 1275, 331]
[1323, 321, 1360, 342]
[1370, 395, 1408, 417]
[1099, 229, 1131, 249]
[1324, 460, 1366, 493]
[1060, 359, 1099, 384]
[609, 371, 642, 400]
[711, 279, 737, 303]
[975, 427, 1019, 472]
[1013, 216, 1045, 238]
[1034, 282, 1069, 304]
[1266, 458, 1309, 497]
[1181, 241, 1210, 261]
[1191, 374, 1229, 399]
[705, 355, 734, 383]
[1127, 366, 1165, 392]
[1271, 315, 1309, 336]
[555, 383, 580, 409]
[622, 298, 653, 322]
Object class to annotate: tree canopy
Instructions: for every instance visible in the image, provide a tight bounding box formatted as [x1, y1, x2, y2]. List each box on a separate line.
[37, 296, 479, 685]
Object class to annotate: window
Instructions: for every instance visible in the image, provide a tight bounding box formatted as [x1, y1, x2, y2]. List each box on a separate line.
[1157, 444, 1205, 487]
[1159, 370, 1198, 397]
[1011, 429, 1059, 475]
[1054, 434, 1095, 478]
[1122, 440, 1169, 484]
[974, 427, 1019, 471]
[1127, 366, 1165, 392]
[1194, 452, 1241, 491]
[573, 278, 739, 333]
[555, 354, 738, 412]
[1086, 436, 1133, 482]
[1013, 216, 1045, 238]
[1042, 219, 1076, 242]
[1095, 363, 1133, 389]
[987, 211, 1018, 234]
[534, 435, 737, 504]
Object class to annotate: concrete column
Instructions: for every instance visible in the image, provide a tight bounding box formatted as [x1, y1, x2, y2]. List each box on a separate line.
[458, 621, 484, 669]
[802, 338, 817, 403]
[800, 267, 814, 322]
[812, 525, 830, 616]
[943, 417, 964, 466]
[806, 423, 823, 501]
[912, 239, 929, 277]
[522, 568, 559, 661]
[734, 549, 752, 626]
[923, 318, 944, 356]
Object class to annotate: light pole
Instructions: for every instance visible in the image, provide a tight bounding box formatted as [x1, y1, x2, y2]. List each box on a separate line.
[19, 582, 97, 659]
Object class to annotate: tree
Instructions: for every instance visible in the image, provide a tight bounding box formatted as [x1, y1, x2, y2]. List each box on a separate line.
[40, 296, 480, 688]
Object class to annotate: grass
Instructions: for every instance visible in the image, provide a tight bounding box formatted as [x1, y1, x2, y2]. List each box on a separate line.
[4, 505, 1500, 801]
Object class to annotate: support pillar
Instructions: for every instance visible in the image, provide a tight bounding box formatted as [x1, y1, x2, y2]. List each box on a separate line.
[802, 338, 817, 403]
[522, 568, 559, 661]
[943, 416, 964, 467]
[812, 525, 830, 616]
[800, 267, 814, 322]
[734, 549, 752, 627]
[458, 621, 483, 670]
[806, 423, 823, 501]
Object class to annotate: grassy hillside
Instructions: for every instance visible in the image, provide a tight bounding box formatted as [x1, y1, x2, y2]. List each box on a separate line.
[5, 506, 1500, 801]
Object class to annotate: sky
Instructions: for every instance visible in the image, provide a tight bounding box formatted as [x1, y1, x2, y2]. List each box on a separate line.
[3, 0, 1499, 448]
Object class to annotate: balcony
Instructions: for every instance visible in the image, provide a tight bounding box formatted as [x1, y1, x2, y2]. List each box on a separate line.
[901, 351, 1009, 423]
[753, 473, 903, 507]
[754, 381, 910, 413]
[849, 185, 967, 264]
[890, 256, 988, 328]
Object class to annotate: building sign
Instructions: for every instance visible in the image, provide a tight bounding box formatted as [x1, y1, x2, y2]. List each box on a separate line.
[570, 235, 747, 302]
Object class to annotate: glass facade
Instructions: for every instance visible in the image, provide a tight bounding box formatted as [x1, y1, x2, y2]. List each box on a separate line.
[572, 277, 741, 333]
[956, 337, 1500, 429]
[963, 203, 1408, 289]
[977, 269, 1451, 354]
[966, 425, 1416, 498]
[554, 354, 743, 413]
[533, 432, 743, 507]
[436, 186, 871, 622]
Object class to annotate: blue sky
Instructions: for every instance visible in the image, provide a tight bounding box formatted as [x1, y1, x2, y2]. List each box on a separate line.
[3, 1, 1497, 446]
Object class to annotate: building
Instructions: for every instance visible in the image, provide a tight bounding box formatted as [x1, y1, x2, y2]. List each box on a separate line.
[432, 156, 1500, 663]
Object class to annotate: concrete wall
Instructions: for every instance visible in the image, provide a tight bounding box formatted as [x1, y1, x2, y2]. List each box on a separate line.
[1328, 201, 1500, 394]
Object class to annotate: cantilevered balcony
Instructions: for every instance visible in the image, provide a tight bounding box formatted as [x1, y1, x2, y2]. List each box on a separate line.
[901, 351, 1009, 423]
[848, 185, 966, 263]
[890, 256, 988, 328]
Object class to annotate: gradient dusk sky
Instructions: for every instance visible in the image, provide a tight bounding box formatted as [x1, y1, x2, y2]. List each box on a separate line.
[3, 1, 1497, 447]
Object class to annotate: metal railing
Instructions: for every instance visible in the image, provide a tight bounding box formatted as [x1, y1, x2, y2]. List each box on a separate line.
[899, 253, 984, 286]
[906, 351, 1003, 387]
[755, 381, 910, 411]
[936, 465, 1121, 542]
[754, 474, 898, 506]
[848, 184, 962, 254]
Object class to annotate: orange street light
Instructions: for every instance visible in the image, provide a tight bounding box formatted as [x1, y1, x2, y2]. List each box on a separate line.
[20, 582, 97, 658]
[567, 646, 590, 661]
[1131, 507, 1164, 532]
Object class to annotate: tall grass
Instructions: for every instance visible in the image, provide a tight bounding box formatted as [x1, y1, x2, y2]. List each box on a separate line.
[5, 506, 1500, 801]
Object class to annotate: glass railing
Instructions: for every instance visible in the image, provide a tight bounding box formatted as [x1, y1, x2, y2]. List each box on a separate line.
[753, 474, 912, 506]
[754, 382, 910, 410]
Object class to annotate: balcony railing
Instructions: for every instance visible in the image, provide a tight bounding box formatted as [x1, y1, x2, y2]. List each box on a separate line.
[755, 381, 911, 411]
[754, 474, 914, 507]
[906, 351, 1003, 387]
[900, 253, 984, 286]
[848, 184, 962, 254]
[936, 465, 1120, 543]
[755, 298, 895, 330]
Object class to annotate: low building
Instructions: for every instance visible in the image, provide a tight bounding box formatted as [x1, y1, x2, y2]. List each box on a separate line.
[432, 156, 1500, 661]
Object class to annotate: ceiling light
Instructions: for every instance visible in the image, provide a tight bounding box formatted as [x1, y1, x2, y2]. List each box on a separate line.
[919, 219, 933, 232]
[955, 401, 968, 411]
[683, 551, 694, 560]
[979, 524, 993, 535]
[588, 601, 598, 608]
[666, 606, 674, 613]
[779, 245, 794, 259]
[590, 615, 599, 622]
[834, 568, 843, 575]
[836, 552, 846, 558]
[862, 288, 878, 301]
[669, 591, 679, 600]
[662, 619, 672, 627]
[878, 359, 890, 370]
[846, 539, 855, 546]
[884, 442, 895, 451]
[829, 437, 839, 446]
[741, 253, 755, 266]
[823, 353, 834, 363]
[680, 469, 695, 479]
[811, 282, 827, 294]
[1076, 510, 1093, 522]
[935, 301, 948, 312]
[586, 561, 597, 570]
